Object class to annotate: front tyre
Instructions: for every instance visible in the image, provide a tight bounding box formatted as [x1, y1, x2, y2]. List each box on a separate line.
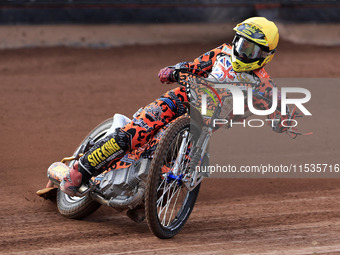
[57, 118, 113, 219]
[145, 116, 202, 239]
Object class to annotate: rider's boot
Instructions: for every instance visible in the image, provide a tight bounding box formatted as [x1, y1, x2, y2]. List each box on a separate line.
[60, 162, 83, 196]
[60, 128, 131, 196]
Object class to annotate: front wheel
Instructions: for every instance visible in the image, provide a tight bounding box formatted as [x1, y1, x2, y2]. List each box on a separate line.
[57, 118, 114, 219]
[145, 116, 202, 239]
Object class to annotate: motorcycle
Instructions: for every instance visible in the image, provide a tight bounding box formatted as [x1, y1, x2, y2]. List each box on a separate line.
[37, 69, 307, 239]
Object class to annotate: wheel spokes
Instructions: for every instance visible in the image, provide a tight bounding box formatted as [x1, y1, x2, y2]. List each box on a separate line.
[156, 128, 194, 228]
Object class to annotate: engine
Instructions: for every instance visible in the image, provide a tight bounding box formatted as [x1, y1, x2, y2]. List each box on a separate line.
[98, 158, 150, 199]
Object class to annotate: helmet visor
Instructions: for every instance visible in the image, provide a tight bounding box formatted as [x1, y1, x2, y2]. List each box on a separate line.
[234, 36, 266, 63]
[235, 23, 266, 40]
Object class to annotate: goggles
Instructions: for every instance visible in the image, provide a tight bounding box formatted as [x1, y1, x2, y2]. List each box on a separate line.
[233, 35, 273, 63]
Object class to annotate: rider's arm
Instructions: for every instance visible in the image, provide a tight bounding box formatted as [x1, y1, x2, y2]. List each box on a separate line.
[253, 68, 277, 98]
[176, 44, 225, 78]
[253, 69, 288, 133]
[159, 44, 225, 83]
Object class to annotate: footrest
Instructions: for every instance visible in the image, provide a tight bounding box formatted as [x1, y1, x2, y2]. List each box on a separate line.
[36, 187, 58, 201]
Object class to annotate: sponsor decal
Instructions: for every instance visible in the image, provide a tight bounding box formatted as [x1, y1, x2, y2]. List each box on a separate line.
[133, 118, 153, 132]
[237, 23, 266, 43]
[144, 105, 163, 121]
[88, 138, 121, 167]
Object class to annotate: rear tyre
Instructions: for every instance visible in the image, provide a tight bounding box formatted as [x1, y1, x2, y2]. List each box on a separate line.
[57, 118, 113, 219]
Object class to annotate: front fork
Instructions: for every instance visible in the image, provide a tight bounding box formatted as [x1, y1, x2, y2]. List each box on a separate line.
[167, 126, 212, 192]
[172, 130, 189, 176]
[187, 103, 222, 187]
[185, 126, 212, 191]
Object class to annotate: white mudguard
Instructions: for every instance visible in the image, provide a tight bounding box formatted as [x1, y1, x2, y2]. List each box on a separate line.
[105, 113, 131, 136]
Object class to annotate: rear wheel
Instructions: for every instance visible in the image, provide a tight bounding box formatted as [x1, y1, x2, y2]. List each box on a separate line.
[145, 116, 203, 238]
[57, 118, 113, 219]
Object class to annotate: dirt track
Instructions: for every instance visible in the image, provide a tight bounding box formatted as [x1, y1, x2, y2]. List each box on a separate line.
[1, 40, 340, 254]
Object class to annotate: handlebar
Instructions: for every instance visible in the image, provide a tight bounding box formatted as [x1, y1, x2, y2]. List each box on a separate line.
[174, 69, 272, 102]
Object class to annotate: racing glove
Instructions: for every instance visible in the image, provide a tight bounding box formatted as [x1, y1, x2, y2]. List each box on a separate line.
[158, 67, 176, 84]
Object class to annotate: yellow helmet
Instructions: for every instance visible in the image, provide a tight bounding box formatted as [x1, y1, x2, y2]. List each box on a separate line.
[231, 17, 279, 72]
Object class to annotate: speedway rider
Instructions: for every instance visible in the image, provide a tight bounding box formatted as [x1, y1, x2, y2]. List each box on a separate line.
[60, 17, 286, 197]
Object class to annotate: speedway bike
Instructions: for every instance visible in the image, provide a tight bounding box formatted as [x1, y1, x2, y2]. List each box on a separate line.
[37, 69, 301, 239]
